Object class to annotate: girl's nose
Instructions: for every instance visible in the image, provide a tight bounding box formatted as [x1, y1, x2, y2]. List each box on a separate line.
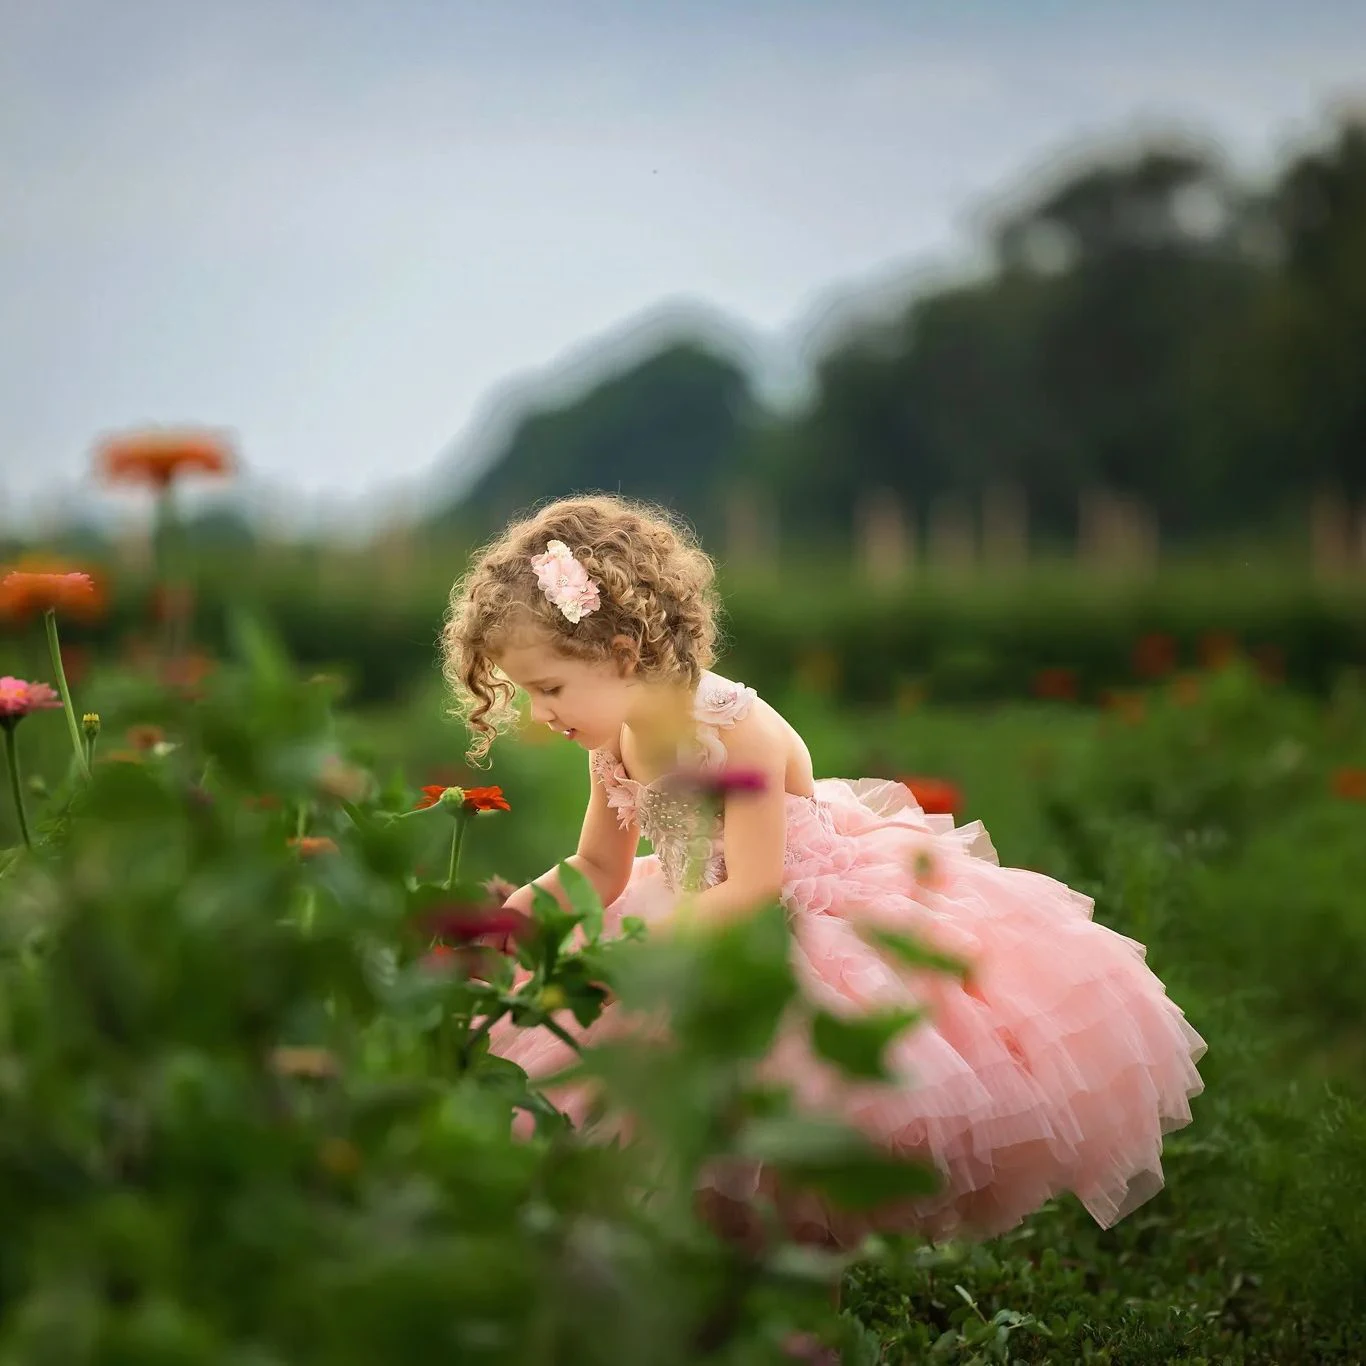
[529, 697, 554, 726]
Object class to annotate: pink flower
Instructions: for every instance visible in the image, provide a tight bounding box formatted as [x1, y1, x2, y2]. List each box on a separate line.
[530, 540, 601, 623]
[0, 676, 62, 728]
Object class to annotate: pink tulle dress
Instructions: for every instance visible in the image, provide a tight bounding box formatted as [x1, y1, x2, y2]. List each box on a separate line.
[493, 672, 1207, 1246]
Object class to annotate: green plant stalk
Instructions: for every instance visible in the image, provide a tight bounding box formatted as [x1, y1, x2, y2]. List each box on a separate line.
[43, 610, 90, 780]
[3, 727, 33, 850]
[446, 812, 470, 890]
[460, 1003, 509, 1069]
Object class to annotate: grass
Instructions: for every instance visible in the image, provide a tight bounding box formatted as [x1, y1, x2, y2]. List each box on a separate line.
[5, 647, 1362, 1362]
[351, 663, 1366, 1363]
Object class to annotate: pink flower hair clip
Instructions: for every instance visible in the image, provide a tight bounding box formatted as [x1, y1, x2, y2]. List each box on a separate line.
[530, 540, 602, 624]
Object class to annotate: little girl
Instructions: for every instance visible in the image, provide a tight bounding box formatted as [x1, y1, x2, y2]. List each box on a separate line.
[442, 494, 1206, 1246]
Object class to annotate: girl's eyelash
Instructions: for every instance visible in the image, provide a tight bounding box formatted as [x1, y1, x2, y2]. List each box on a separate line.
[543, 687, 561, 697]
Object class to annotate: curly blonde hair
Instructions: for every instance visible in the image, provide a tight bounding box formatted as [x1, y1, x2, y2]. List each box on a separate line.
[441, 494, 720, 763]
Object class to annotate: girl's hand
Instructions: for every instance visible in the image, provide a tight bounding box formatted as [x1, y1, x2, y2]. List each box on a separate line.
[501, 883, 537, 916]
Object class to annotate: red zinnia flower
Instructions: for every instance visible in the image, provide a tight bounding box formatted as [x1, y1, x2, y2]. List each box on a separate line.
[0, 569, 101, 623]
[425, 903, 531, 948]
[1331, 767, 1366, 803]
[97, 428, 236, 489]
[898, 775, 961, 817]
[1132, 632, 1177, 680]
[0, 676, 62, 728]
[1032, 667, 1078, 702]
[414, 784, 510, 813]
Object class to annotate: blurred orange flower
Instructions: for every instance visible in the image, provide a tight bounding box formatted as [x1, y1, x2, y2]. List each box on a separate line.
[1032, 667, 1078, 702]
[160, 651, 217, 698]
[289, 836, 338, 858]
[127, 724, 166, 752]
[899, 775, 961, 816]
[1172, 674, 1203, 707]
[1199, 631, 1239, 670]
[1331, 767, 1366, 803]
[1101, 689, 1147, 726]
[0, 568, 102, 623]
[1132, 632, 1177, 680]
[97, 428, 236, 489]
[1252, 643, 1286, 683]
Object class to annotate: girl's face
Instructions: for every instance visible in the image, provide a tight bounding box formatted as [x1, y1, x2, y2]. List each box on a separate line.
[494, 638, 639, 752]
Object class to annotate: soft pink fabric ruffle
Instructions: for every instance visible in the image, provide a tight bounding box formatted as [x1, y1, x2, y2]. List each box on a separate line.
[491, 777, 1207, 1245]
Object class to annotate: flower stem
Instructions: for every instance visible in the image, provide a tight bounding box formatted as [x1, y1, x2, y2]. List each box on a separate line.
[460, 1005, 508, 1070]
[445, 814, 470, 890]
[43, 610, 90, 780]
[3, 727, 33, 850]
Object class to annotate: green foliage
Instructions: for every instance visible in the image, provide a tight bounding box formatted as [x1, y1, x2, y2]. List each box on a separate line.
[3, 607, 1364, 1361]
[1, 615, 961, 1364]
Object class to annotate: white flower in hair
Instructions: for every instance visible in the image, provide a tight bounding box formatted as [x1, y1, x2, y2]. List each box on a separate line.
[529, 540, 602, 623]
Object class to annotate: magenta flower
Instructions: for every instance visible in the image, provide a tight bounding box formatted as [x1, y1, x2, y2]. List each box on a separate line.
[0, 676, 62, 729]
[658, 766, 769, 800]
[424, 903, 532, 949]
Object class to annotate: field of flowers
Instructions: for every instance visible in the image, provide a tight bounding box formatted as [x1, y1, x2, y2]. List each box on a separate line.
[2, 434, 1364, 1362]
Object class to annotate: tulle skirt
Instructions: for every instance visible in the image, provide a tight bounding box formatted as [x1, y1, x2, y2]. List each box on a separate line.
[491, 777, 1207, 1245]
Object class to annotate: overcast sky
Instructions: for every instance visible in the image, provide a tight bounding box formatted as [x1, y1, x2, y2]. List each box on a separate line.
[2, 0, 1363, 533]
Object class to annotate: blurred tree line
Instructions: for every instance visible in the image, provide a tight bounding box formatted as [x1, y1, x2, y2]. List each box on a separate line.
[446, 114, 1366, 550]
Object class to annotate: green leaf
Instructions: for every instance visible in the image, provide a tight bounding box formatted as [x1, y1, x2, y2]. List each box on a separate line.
[865, 928, 971, 981]
[556, 860, 603, 942]
[610, 901, 795, 1060]
[811, 1008, 924, 1081]
[530, 884, 581, 960]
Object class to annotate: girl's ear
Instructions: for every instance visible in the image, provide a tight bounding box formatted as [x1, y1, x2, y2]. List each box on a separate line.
[610, 634, 640, 677]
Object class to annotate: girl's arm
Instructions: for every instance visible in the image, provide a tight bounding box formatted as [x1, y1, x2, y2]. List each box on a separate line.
[680, 712, 790, 925]
[502, 755, 639, 915]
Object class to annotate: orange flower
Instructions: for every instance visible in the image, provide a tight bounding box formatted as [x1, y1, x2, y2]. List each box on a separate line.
[1331, 767, 1366, 803]
[1252, 643, 1285, 683]
[1101, 689, 1146, 726]
[1198, 631, 1239, 671]
[127, 724, 166, 752]
[289, 836, 339, 858]
[1171, 674, 1203, 707]
[1132, 632, 1177, 680]
[898, 775, 962, 817]
[97, 428, 236, 489]
[414, 784, 510, 813]
[0, 569, 101, 623]
[160, 651, 217, 699]
[1032, 667, 1078, 702]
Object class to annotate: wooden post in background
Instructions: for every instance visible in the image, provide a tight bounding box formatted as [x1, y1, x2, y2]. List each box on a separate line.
[928, 492, 976, 575]
[1310, 488, 1351, 580]
[857, 488, 912, 585]
[982, 483, 1028, 571]
[1078, 489, 1157, 576]
[724, 488, 778, 574]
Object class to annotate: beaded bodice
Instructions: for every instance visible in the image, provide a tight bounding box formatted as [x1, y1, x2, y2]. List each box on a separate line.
[589, 672, 757, 892]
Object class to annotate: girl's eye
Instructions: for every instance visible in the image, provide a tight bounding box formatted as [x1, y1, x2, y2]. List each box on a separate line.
[542, 687, 561, 698]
